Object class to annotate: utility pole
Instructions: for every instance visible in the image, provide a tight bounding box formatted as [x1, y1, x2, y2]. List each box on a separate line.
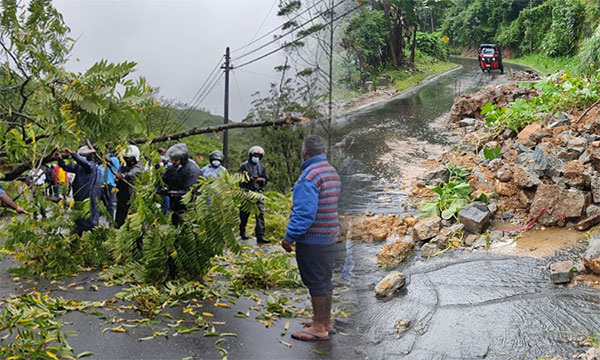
[222, 47, 232, 167]
[327, 0, 334, 156]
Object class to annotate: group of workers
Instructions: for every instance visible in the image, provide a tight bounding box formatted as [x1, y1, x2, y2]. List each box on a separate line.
[0, 134, 346, 343]
[35, 143, 269, 239]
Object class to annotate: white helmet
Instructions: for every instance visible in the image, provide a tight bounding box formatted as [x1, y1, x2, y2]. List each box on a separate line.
[77, 146, 94, 155]
[123, 145, 140, 162]
[248, 146, 265, 157]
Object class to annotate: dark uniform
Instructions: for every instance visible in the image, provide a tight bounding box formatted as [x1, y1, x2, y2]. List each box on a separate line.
[238, 160, 267, 241]
[115, 160, 144, 227]
[162, 157, 202, 225]
[59, 153, 102, 234]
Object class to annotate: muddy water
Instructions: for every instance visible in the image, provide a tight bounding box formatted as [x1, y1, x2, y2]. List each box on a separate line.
[334, 58, 600, 359]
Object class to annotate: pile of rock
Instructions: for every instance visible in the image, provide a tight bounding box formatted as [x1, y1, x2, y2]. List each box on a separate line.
[347, 214, 415, 242]
[507, 69, 541, 82]
[448, 82, 539, 123]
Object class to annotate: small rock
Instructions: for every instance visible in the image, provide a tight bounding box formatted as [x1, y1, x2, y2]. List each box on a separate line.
[458, 202, 491, 234]
[512, 166, 541, 188]
[464, 234, 478, 246]
[517, 123, 542, 140]
[502, 129, 516, 139]
[550, 261, 574, 284]
[459, 118, 476, 128]
[487, 158, 503, 171]
[489, 230, 504, 243]
[394, 319, 410, 334]
[577, 347, 600, 360]
[431, 223, 464, 248]
[496, 169, 513, 182]
[487, 201, 498, 215]
[495, 181, 518, 197]
[574, 260, 586, 274]
[586, 205, 600, 217]
[421, 242, 439, 258]
[567, 137, 588, 154]
[502, 212, 514, 220]
[583, 234, 600, 275]
[403, 215, 418, 227]
[375, 271, 406, 297]
[418, 165, 449, 186]
[412, 217, 442, 241]
[371, 228, 388, 242]
[376, 241, 414, 268]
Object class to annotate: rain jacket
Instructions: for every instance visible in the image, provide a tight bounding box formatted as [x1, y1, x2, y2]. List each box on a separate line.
[238, 160, 267, 192]
[59, 153, 102, 232]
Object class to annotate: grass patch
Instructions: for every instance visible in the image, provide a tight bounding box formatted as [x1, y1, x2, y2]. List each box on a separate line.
[387, 55, 457, 92]
[506, 54, 580, 74]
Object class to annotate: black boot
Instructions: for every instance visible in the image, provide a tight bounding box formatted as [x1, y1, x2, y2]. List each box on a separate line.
[240, 231, 249, 240]
[256, 237, 269, 244]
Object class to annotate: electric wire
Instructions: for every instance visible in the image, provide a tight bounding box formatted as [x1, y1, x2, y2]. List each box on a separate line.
[231, 0, 347, 62]
[238, 0, 279, 57]
[235, 2, 360, 69]
[232, 70, 246, 116]
[230, 0, 326, 54]
[177, 71, 224, 130]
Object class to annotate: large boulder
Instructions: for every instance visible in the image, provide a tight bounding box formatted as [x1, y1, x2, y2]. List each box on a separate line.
[377, 241, 414, 268]
[529, 184, 588, 226]
[458, 202, 491, 234]
[375, 271, 406, 297]
[412, 217, 442, 241]
[583, 234, 600, 275]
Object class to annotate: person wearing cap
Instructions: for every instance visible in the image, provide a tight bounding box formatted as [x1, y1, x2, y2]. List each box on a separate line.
[54, 146, 102, 235]
[201, 150, 227, 180]
[115, 145, 144, 228]
[162, 143, 202, 225]
[238, 145, 268, 244]
[0, 181, 26, 214]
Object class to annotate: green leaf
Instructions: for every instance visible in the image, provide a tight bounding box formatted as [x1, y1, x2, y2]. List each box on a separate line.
[418, 201, 440, 219]
[77, 352, 94, 358]
[473, 193, 490, 204]
[483, 147, 501, 160]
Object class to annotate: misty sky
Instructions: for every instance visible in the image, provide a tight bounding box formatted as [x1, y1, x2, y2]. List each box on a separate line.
[53, 0, 287, 122]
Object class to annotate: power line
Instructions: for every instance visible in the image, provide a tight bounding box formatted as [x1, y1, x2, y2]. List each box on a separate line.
[176, 55, 224, 128]
[238, 0, 279, 57]
[176, 71, 224, 130]
[231, 0, 326, 55]
[232, 0, 346, 62]
[235, 2, 360, 69]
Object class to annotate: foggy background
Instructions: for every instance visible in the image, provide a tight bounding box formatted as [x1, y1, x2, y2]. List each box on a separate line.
[54, 0, 288, 122]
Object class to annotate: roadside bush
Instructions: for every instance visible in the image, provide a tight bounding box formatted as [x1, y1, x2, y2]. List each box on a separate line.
[542, 0, 585, 57]
[578, 23, 600, 74]
[416, 32, 449, 61]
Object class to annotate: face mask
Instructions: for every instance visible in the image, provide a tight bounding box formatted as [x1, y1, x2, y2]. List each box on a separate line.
[176, 164, 182, 171]
[251, 156, 260, 164]
[211, 160, 221, 167]
[160, 155, 166, 161]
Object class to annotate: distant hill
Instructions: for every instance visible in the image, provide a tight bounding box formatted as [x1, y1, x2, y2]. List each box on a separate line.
[172, 107, 224, 130]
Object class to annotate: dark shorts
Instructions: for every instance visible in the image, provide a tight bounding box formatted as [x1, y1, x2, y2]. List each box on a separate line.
[296, 243, 334, 297]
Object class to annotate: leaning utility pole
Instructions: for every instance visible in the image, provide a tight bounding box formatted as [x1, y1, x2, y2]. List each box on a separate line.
[222, 47, 232, 166]
[327, 0, 334, 156]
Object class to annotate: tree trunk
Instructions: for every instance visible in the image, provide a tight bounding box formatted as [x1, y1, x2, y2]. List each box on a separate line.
[381, 0, 399, 68]
[430, 9, 435, 32]
[410, 25, 417, 68]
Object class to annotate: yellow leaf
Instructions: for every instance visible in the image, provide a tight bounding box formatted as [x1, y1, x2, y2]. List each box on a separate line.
[111, 327, 127, 333]
[258, 320, 275, 327]
[46, 351, 59, 360]
[215, 303, 231, 308]
[183, 307, 194, 314]
[201, 312, 214, 317]
[68, 283, 76, 287]
[75, 286, 85, 290]
[44, 337, 57, 344]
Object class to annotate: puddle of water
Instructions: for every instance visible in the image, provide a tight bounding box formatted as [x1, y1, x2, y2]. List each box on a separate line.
[491, 225, 586, 258]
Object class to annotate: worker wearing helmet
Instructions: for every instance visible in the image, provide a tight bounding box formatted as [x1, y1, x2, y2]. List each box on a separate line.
[201, 150, 227, 179]
[115, 145, 144, 228]
[54, 146, 102, 235]
[162, 143, 202, 225]
[239, 145, 268, 244]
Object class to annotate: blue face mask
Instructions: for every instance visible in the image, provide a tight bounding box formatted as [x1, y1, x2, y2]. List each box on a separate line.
[176, 164, 182, 171]
[251, 156, 260, 164]
[211, 160, 221, 167]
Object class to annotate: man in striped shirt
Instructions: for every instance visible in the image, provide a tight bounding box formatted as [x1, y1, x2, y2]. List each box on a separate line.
[282, 135, 341, 342]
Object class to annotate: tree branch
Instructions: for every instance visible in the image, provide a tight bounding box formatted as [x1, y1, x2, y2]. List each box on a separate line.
[128, 114, 309, 145]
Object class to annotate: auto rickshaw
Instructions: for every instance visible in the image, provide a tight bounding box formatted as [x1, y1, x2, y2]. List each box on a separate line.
[478, 44, 503, 74]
